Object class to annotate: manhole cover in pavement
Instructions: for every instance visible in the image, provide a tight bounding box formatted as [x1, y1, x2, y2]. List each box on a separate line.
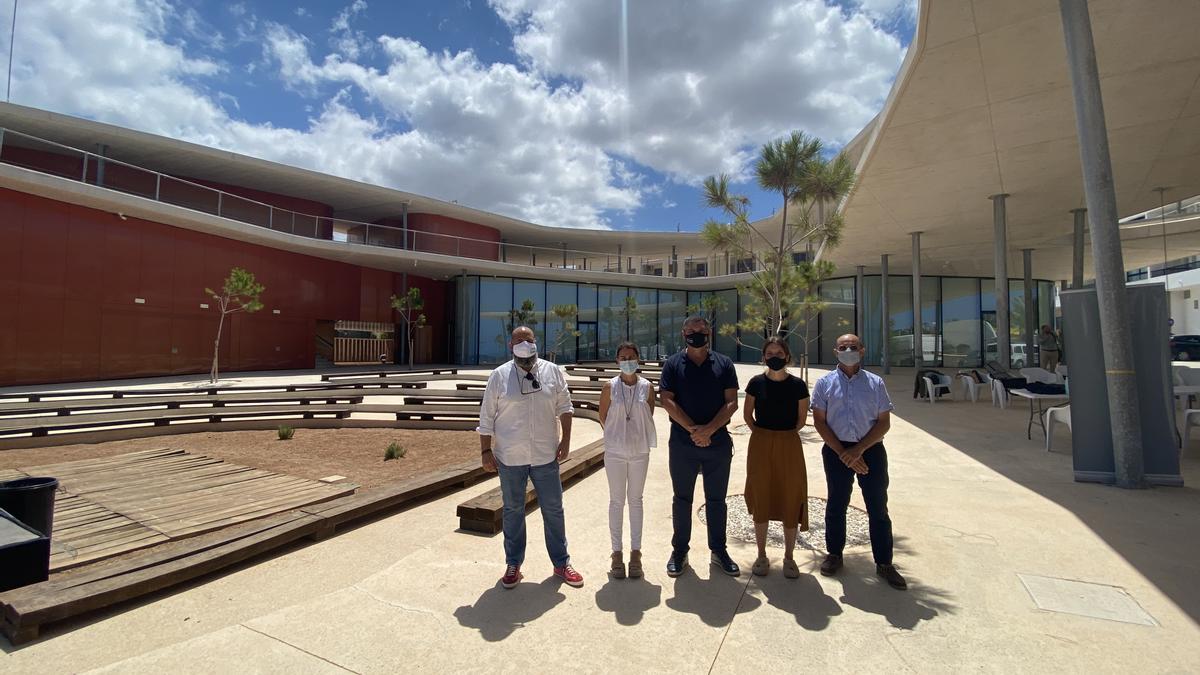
[699, 495, 870, 551]
[1018, 574, 1157, 626]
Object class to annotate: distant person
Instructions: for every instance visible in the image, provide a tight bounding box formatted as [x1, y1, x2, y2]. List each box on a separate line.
[811, 333, 907, 590]
[598, 342, 656, 579]
[1039, 325, 1060, 371]
[742, 337, 810, 578]
[478, 326, 583, 589]
[659, 316, 741, 578]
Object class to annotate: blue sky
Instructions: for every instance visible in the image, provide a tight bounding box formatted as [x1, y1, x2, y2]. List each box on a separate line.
[3, 0, 915, 232]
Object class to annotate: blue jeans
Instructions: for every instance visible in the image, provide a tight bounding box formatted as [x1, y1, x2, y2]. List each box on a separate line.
[497, 459, 569, 568]
[668, 439, 733, 556]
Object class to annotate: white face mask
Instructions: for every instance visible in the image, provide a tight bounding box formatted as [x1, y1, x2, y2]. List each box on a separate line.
[512, 341, 538, 359]
[618, 360, 639, 375]
[836, 349, 862, 367]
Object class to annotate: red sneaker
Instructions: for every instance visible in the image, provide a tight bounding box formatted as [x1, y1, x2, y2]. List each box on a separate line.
[554, 564, 584, 588]
[501, 564, 522, 589]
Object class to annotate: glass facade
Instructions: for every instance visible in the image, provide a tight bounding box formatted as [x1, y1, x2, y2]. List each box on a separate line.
[455, 275, 1057, 367]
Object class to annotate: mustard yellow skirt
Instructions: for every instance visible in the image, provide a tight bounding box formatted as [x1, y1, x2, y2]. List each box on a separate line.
[744, 428, 808, 531]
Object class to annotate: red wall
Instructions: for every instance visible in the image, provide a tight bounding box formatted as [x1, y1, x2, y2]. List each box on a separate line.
[0, 188, 448, 386]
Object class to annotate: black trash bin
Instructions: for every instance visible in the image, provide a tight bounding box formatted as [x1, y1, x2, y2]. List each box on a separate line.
[0, 507, 50, 591]
[0, 476, 59, 537]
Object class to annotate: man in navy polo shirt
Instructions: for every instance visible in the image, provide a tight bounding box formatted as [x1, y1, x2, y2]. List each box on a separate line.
[658, 316, 741, 577]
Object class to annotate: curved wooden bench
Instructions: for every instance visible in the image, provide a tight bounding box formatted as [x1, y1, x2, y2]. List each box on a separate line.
[0, 391, 365, 417]
[321, 367, 459, 381]
[0, 405, 353, 439]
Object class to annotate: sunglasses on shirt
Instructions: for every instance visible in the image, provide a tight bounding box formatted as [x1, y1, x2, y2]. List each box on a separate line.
[521, 372, 541, 394]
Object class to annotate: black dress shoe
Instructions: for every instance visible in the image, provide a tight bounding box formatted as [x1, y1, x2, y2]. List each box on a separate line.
[667, 552, 689, 577]
[877, 564, 908, 590]
[819, 553, 843, 577]
[710, 550, 740, 576]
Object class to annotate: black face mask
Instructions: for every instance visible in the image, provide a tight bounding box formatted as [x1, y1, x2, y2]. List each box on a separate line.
[685, 332, 709, 348]
[765, 356, 787, 371]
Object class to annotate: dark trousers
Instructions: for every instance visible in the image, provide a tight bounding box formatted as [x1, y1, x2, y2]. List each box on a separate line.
[822, 441, 893, 565]
[668, 439, 732, 555]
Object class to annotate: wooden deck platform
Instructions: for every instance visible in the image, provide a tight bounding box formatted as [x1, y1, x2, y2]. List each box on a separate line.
[1, 448, 356, 571]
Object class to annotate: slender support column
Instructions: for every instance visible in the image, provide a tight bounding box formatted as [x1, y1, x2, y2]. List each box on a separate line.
[94, 143, 108, 187]
[671, 245, 678, 278]
[1060, 0, 1144, 488]
[401, 202, 409, 250]
[617, 244, 623, 272]
[562, 243, 567, 267]
[1023, 248, 1035, 366]
[400, 271, 409, 367]
[881, 254, 890, 374]
[911, 232, 923, 367]
[855, 265, 865, 336]
[1072, 208, 1087, 288]
[991, 193, 1011, 369]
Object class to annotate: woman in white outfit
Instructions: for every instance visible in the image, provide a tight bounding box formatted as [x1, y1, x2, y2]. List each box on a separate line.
[598, 341, 657, 579]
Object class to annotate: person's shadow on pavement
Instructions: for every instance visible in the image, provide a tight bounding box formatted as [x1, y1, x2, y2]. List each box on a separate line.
[595, 575, 663, 626]
[453, 577, 567, 641]
[753, 573, 843, 631]
[665, 566, 762, 627]
[833, 560, 956, 630]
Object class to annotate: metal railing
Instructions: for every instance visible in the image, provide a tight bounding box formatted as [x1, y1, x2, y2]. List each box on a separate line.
[0, 127, 756, 278]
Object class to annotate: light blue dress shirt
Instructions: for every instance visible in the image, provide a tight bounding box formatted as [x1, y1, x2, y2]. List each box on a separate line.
[810, 367, 894, 443]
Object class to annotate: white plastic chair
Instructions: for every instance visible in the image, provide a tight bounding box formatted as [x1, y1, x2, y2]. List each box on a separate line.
[922, 373, 953, 403]
[991, 377, 1009, 408]
[1183, 409, 1200, 447]
[1045, 404, 1071, 451]
[958, 371, 990, 402]
[1020, 367, 1062, 385]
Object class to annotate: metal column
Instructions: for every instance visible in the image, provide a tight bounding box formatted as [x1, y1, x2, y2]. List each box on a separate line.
[881, 254, 890, 374]
[401, 202, 409, 250]
[912, 232, 922, 367]
[855, 265, 865, 336]
[991, 193, 1011, 369]
[617, 244, 622, 272]
[1023, 248, 1035, 366]
[1060, 0, 1145, 488]
[1072, 208, 1087, 288]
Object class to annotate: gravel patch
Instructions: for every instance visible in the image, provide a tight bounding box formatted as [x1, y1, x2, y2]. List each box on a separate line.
[700, 494, 872, 551]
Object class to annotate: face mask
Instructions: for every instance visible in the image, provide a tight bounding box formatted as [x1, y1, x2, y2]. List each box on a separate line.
[685, 332, 709, 348]
[837, 349, 862, 367]
[617, 360, 639, 375]
[512, 341, 538, 359]
[765, 356, 788, 372]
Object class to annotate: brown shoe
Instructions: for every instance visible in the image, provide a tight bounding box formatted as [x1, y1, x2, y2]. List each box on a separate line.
[819, 553, 843, 576]
[611, 551, 626, 579]
[876, 564, 908, 590]
[628, 550, 643, 578]
[783, 558, 800, 579]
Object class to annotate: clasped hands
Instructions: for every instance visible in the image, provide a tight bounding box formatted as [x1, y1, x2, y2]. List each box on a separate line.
[831, 442, 869, 475]
[687, 423, 718, 447]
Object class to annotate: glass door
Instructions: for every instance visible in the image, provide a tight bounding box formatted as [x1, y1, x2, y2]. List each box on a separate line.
[576, 321, 598, 362]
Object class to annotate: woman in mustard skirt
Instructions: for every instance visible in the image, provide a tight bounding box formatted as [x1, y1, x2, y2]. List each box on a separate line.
[742, 336, 810, 578]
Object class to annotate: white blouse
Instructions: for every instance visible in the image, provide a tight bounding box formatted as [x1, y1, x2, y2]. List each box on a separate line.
[604, 375, 656, 457]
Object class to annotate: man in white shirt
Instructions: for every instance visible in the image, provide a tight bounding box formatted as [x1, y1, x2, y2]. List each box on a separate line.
[479, 326, 584, 589]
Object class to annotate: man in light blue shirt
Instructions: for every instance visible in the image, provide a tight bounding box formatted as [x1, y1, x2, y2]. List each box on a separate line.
[810, 333, 906, 590]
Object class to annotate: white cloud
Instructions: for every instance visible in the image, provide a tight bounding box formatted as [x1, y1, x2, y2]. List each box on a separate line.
[5, 0, 907, 230]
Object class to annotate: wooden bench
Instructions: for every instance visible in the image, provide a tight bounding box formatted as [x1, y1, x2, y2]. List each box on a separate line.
[0, 391, 366, 417]
[321, 367, 459, 381]
[0, 381, 392, 403]
[455, 439, 606, 534]
[0, 405, 353, 438]
[0, 460, 490, 645]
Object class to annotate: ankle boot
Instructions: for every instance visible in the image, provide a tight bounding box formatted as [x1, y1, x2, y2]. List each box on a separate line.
[628, 550, 643, 578]
[611, 551, 626, 579]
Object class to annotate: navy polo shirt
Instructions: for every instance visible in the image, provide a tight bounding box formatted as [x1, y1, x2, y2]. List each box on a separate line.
[659, 349, 739, 447]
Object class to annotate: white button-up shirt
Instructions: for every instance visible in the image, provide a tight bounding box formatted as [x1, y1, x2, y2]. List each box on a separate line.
[477, 359, 573, 467]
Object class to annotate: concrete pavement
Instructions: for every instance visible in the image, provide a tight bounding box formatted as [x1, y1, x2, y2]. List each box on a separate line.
[4, 364, 1200, 673]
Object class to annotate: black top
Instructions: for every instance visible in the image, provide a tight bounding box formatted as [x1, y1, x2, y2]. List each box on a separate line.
[659, 350, 739, 446]
[745, 373, 810, 431]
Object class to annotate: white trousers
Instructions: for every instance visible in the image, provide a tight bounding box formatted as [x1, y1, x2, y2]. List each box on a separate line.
[605, 452, 649, 552]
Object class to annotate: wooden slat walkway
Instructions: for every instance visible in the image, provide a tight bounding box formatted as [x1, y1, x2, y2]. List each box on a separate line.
[4, 448, 356, 571]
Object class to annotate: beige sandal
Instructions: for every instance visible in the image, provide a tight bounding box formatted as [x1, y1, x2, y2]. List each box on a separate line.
[628, 550, 643, 578]
[611, 551, 626, 579]
[752, 555, 769, 576]
[783, 557, 800, 579]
